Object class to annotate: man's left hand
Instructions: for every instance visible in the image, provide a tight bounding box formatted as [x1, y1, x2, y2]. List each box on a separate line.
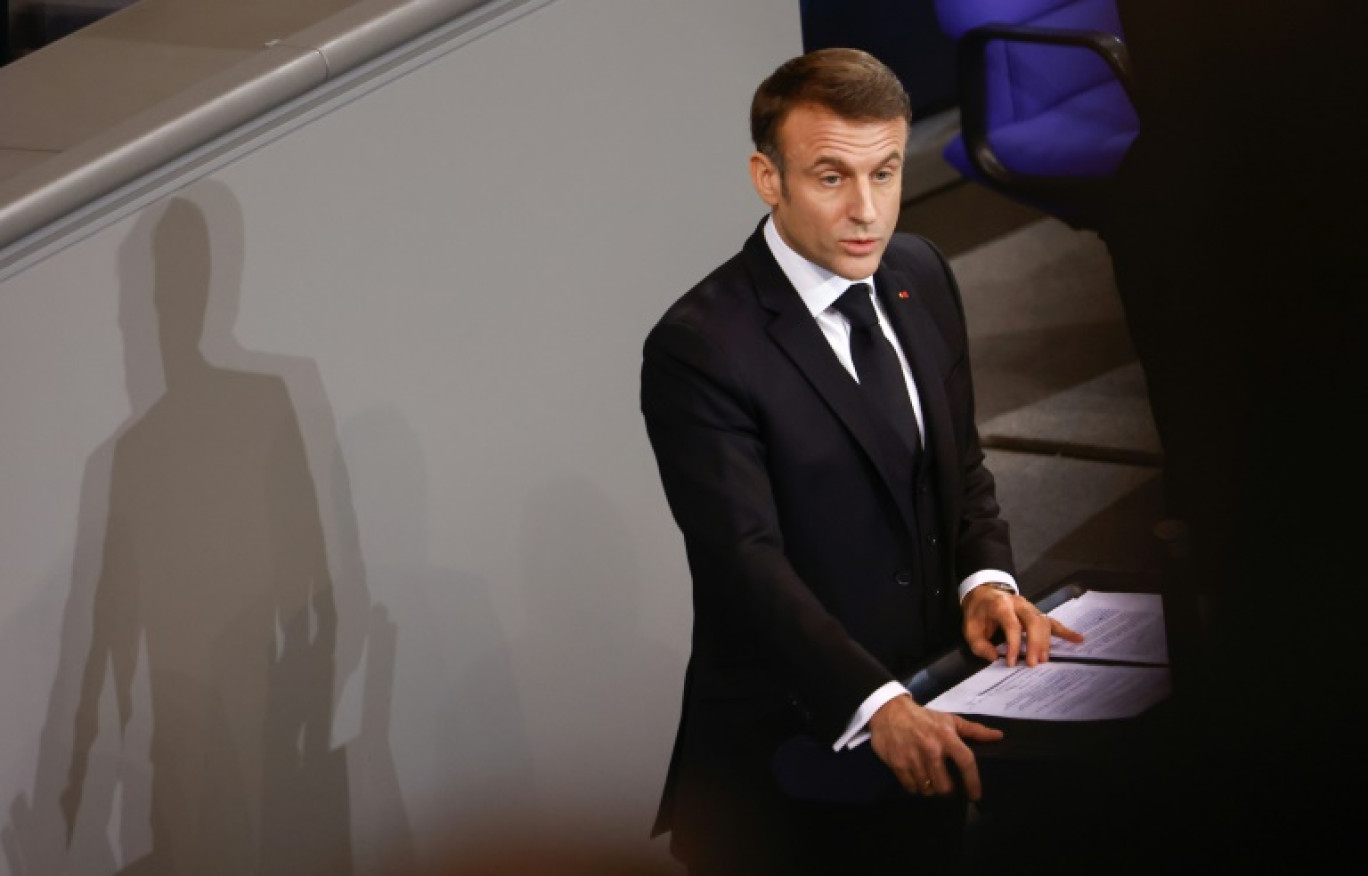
[961, 585, 1083, 667]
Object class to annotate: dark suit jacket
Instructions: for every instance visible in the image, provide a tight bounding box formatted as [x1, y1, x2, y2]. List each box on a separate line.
[640, 221, 1013, 856]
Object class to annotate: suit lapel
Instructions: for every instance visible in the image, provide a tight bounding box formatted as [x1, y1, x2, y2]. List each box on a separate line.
[743, 230, 918, 531]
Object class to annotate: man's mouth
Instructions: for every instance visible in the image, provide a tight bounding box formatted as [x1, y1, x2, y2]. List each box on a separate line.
[841, 238, 879, 256]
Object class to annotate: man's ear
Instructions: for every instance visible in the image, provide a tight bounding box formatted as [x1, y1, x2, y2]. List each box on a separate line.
[749, 151, 782, 208]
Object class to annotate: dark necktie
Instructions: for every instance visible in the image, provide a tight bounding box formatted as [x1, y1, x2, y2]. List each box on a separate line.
[833, 283, 921, 454]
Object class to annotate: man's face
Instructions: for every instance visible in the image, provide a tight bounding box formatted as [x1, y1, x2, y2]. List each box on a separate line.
[751, 103, 906, 280]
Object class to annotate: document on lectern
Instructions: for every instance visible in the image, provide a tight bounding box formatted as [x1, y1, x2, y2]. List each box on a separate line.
[927, 589, 1171, 720]
[1002, 590, 1168, 665]
[925, 659, 1170, 720]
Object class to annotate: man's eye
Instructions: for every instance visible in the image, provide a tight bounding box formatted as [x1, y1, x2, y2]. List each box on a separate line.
[820, 174, 841, 186]
[874, 169, 896, 182]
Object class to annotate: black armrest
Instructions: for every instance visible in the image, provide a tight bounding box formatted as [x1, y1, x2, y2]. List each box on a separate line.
[957, 23, 1137, 193]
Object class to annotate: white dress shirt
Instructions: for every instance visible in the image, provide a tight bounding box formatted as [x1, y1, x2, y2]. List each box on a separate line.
[762, 216, 1017, 750]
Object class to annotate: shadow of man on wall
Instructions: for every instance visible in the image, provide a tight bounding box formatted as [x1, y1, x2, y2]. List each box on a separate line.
[73, 194, 353, 874]
[0, 188, 412, 875]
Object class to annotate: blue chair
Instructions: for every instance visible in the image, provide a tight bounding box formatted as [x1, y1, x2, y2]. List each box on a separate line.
[934, 0, 1139, 228]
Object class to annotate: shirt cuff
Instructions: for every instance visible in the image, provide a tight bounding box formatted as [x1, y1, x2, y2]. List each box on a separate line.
[832, 681, 909, 751]
[958, 569, 1017, 604]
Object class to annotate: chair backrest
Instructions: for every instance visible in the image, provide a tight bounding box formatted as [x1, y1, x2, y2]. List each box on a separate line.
[933, 0, 1137, 227]
[935, 0, 1127, 128]
[935, 0, 1081, 38]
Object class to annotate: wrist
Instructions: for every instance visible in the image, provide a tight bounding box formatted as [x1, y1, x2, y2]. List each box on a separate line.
[869, 692, 915, 733]
[964, 580, 1015, 606]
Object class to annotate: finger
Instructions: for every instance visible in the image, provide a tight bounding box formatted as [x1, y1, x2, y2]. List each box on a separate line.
[1002, 618, 1021, 667]
[1052, 619, 1086, 643]
[895, 769, 919, 796]
[963, 617, 1000, 663]
[1024, 612, 1051, 666]
[969, 636, 999, 663]
[954, 714, 1004, 742]
[894, 760, 930, 796]
[962, 623, 985, 652]
[947, 741, 984, 802]
[926, 757, 955, 796]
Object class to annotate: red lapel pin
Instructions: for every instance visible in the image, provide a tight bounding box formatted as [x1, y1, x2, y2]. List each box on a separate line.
[897, 290, 909, 299]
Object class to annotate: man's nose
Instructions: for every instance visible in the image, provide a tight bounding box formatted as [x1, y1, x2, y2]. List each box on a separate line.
[847, 179, 877, 225]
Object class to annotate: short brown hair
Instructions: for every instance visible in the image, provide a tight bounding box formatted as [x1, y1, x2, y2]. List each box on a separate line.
[750, 48, 912, 171]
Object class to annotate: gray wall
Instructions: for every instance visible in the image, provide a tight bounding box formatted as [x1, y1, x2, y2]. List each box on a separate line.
[0, 1, 799, 871]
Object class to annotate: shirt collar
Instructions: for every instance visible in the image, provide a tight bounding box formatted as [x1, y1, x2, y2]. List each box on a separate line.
[763, 215, 876, 318]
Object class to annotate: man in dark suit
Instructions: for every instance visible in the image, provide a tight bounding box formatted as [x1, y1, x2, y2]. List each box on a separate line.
[640, 49, 1080, 874]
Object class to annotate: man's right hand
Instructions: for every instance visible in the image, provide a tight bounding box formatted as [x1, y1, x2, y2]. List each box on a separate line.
[868, 693, 1002, 801]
